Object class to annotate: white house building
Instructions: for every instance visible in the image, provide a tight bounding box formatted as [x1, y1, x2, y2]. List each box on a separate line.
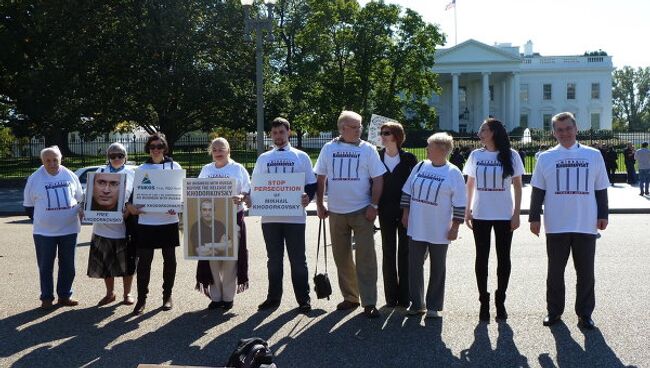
[431, 39, 613, 133]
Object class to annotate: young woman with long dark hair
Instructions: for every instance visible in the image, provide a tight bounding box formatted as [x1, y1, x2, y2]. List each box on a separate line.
[464, 118, 524, 321]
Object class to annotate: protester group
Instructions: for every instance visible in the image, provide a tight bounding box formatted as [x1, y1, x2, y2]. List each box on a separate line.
[23, 111, 650, 329]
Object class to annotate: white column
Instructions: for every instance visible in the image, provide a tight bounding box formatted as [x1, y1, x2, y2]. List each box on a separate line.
[482, 72, 490, 120]
[508, 74, 515, 128]
[452, 73, 460, 132]
[512, 72, 520, 131]
[501, 80, 506, 122]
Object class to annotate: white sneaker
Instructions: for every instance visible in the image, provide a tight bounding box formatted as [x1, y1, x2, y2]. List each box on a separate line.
[406, 306, 426, 315]
[425, 310, 442, 318]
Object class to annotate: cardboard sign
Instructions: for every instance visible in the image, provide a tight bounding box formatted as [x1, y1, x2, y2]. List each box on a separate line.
[83, 172, 126, 224]
[249, 173, 305, 217]
[183, 178, 239, 261]
[368, 114, 399, 147]
[133, 169, 186, 213]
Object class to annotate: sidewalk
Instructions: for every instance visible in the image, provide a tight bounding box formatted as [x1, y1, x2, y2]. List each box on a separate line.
[3, 183, 649, 217]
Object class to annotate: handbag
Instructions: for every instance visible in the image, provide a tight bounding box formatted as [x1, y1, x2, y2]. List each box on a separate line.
[313, 218, 332, 300]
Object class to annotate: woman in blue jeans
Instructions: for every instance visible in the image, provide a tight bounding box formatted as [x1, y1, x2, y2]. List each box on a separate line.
[23, 146, 84, 309]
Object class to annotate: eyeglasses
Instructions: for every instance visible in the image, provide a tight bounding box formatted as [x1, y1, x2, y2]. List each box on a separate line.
[380, 131, 392, 136]
[149, 144, 165, 150]
[108, 153, 125, 160]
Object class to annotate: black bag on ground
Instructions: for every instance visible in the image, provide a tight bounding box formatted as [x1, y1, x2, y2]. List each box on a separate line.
[226, 337, 276, 368]
[313, 218, 332, 300]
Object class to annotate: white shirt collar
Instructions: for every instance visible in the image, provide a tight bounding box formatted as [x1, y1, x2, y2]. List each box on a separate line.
[557, 141, 580, 151]
[274, 143, 291, 151]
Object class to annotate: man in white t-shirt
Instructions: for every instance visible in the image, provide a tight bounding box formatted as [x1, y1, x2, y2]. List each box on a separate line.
[251, 117, 316, 314]
[529, 112, 609, 330]
[634, 141, 650, 195]
[315, 110, 386, 318]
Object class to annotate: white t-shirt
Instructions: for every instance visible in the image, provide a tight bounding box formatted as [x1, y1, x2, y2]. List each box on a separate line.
[252, 144, 316, 224]
[137, 160, 183, 225]
[530, 142, 609, 234]
[402, 161, 466, 245]
[314, 139, 386, 214]
[23, 166, 83, 236]
[92, 165, 135, 239]
[463, 148, 525, 220]
[383, 152, 400, 173]
[198, 160, 251, 212]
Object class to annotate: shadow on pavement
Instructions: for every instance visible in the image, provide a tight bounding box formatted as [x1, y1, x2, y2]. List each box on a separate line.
[537, 321, 637, 368]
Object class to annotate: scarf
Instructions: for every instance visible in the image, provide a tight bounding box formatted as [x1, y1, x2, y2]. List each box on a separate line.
[195, 210, 249, 296]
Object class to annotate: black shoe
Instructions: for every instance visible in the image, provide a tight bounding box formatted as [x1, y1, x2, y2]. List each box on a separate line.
[133, 300, 146, 315]
[543, 314, 561, 326]
[578, 315, 595, 329]
[385, 301, 398, 308]
[479, 293, 490, 321]
[208, 301, 224, 310]
[221, 301, 233, 311]
[257, 299, 281, 311]
[363, 305, 380, 319]
[495, 292, 507, 321]
[336, 300, 360, 311]
[162, 296, 173, 311]
[298, 302, 312, 314]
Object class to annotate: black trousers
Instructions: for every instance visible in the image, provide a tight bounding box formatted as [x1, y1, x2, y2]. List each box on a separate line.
[546, 233, 596, 317]
[136, 246, 177, 299]
[471, 219, 513, 297]
[379, 210, 409, 306]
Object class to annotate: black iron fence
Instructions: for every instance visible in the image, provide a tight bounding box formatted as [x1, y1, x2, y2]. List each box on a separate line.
[2, 130, 649, 181]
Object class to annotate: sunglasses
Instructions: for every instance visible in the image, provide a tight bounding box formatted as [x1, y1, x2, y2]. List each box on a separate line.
[149, 144, 165, 150]
[108, 153, 125, 160]
[380, 131, 392, 136]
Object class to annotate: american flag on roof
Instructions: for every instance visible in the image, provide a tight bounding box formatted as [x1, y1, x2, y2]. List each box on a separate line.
[445, 0, 456, 10]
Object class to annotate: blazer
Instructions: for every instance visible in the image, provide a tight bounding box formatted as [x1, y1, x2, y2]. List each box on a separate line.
[378, 148, 417, 215]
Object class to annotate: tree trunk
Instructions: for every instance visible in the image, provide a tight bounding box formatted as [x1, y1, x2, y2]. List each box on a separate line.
[44, 129, 74, 157]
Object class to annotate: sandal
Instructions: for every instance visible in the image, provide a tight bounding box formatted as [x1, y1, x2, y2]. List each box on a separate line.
[98, 294, 116, 306]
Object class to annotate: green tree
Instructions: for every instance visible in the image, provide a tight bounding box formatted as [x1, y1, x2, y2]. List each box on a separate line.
[612, 66, 650, 131]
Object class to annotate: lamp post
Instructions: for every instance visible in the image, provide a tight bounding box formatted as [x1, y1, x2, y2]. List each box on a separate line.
[241, 0, 276, 155]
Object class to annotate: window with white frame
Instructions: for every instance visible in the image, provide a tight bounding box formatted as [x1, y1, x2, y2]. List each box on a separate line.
[520, 113, 528, 128]
[591, 113, 600, 130]
[543, 84, 552, 100]
[566, 83, 576, 100]
[520, 84, 529, 103]
[543, 114, 553, 130]
[591, 83, 600, 99]
[489, 85, 494, 101]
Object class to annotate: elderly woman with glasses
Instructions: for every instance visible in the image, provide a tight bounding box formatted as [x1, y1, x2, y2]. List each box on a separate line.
[377, 122, 417, 308]
[126, 133, 183, 315]
[23, 146, 84, 309]
[87, 143, 136, 306]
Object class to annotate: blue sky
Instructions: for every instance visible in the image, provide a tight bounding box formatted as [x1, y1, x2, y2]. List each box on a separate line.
[358, 0, 649, 68]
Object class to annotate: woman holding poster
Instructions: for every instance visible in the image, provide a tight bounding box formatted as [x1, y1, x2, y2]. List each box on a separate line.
[87, 143, 136, 306]
[195, 137, 250, 311]
[127, 133, 183, 315]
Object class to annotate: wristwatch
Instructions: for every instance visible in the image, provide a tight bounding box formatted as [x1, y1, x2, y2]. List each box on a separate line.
[370, 203, 379, 210]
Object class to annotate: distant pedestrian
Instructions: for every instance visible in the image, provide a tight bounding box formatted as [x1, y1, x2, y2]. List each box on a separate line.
[604, 145, 618, 185]
[23, 146, 84, 309]
[623, 142, 637, 184]
[529, 112, 609, 329]
[401, 133, 466, 319]
[449, 147, 465, 171]
[464, 118, 524, 322]
[635, 141, 650, 195]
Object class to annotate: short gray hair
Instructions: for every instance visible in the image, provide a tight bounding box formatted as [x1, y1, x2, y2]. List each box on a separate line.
[40, 145, 62, 160]
[106, 142, 127, 157]
[551, 112, 577, 130]
[337, 110, 363, 130]
[427, 132, 454, 155]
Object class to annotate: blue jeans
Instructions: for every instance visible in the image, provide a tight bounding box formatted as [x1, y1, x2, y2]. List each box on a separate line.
[33, 233, 78, 301]
[639, 169, 650, 194]
[261, 223, 310, 304]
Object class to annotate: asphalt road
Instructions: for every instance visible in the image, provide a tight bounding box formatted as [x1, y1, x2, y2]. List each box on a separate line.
[0, 214, 648, 368]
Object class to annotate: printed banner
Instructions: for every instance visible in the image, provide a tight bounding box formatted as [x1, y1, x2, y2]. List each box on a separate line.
[183, 178, 239, 261]
[83, 172, 126, 223]
[368, 114, 398, 147]
[249, 173, 305, 216]
[133, 169, 186, 213]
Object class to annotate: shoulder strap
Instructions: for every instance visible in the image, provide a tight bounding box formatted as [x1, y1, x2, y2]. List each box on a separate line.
[314, 218, 328, 275]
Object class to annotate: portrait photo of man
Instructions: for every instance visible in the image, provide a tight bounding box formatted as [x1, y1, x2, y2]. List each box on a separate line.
[89, 172, 124, 212]
[189, 199, 228, 257]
